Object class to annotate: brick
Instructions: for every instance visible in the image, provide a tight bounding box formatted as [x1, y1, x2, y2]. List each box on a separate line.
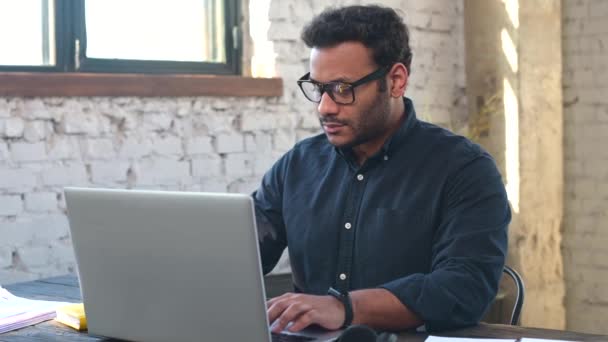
[0, 220, 28, 247]
[224, 153, 254, 177]
[28, 214, 70, 243]
[173, 117, 195, 137]
[134, 158, 190, 185]
[429, 14, 453, 31]
[23, 120, 48, 142]
[0, 169, 38, 189]
[142, 113, 174, 132]
[25, 192, 58, 213]
[151, 135, 183, 155]
[0, 195, 23, 216]
[3, 118, 25, 138]
[216, 134, 244, 153]
[0, 103, 10, 118]
[300, 113, 320, 130]
[273, 128, 296, 152]
[9, 142, 47, 162]
[186, 136, 214, 155]
[83, 138, 116, 160]
[0, 141, 9, 161]
[583, 17, 608, 35]
[21, 99, 53, 119]
[199, 178, 229, 193]
[47, 136, 81, 160]
[176, 101, 192, 117]
[254, 155, 277, 175]
[268, 21, 300, 41]
[48, 242, 76, 269]
[0, 246, 12, 268]
[255, 134, 273, 152]
[90, 161, 130, 184]
[227, 177, 260, 194]
[15, 246, 51, 268]
[268, 1, 290, 20]
[118, 136, 153, 158]
[241, 114, 278, 131]
[192, 155, 223, 177]
[61, 112, 101, 135]
[41, 164, 88, 186]
[244, 134, 256, 152]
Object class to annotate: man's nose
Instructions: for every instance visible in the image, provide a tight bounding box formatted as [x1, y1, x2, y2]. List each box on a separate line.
[317, 92, 339, 116]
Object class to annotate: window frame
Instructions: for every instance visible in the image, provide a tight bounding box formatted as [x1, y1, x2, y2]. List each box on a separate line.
[0, 0, 243, 75]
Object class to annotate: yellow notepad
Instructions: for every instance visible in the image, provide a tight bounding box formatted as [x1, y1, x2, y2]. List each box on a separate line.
[54, 303, 87, 331]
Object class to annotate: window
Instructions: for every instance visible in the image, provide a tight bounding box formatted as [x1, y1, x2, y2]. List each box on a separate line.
[0, 0, 241, 74]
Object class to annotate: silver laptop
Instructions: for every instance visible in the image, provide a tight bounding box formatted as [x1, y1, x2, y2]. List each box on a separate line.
[64, 187, 342, 342]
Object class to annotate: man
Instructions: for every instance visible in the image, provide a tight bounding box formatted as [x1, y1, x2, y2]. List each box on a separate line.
[253, 5, 510, 333]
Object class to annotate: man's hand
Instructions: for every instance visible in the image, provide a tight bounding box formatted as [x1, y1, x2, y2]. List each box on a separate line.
[267, 292, 345, 333]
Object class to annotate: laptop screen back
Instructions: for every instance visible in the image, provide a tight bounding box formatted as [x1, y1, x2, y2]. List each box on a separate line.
[65, 188, 271, 342]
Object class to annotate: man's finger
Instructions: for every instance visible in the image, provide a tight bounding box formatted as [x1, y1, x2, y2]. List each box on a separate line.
[271, 302, 310, 333]
[267, 292, 293, 308]
[287, 310, 316, 332]
[267, 299, 290, 324]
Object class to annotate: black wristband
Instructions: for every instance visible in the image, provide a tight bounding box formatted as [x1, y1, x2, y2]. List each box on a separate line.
[327, 287, 353, 328]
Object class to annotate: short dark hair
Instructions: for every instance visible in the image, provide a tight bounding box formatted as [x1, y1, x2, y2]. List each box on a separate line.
[301, 5, 413, 74]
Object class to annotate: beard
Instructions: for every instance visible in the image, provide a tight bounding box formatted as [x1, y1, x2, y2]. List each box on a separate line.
[319, 90, 392, 150]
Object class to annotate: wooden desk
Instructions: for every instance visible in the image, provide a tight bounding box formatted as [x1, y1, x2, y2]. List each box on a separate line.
[2, 275, 606, 342]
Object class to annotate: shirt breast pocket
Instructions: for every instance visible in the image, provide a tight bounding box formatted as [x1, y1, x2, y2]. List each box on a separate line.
[356, 207, 433, 282]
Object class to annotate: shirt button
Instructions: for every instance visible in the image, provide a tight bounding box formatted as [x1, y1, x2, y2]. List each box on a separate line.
[344, 222, 352, 229]
[356, 174, 364, 181]
[384, 155, 389, 161]
[339, 273, 347, 280]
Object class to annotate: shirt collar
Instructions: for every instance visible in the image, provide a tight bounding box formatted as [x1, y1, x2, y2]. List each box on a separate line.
[334, 97, 418, 161]
[381, 97, 418, 156]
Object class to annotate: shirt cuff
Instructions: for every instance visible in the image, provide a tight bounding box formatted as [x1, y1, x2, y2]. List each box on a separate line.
[379, 273, 479, 332]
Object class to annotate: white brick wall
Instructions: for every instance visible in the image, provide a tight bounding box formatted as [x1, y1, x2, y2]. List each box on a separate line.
[0, 0, 465, 285]
[562, 0, 608, 335]
[0, 195, 22, 216]
[24, 193, 58, 213]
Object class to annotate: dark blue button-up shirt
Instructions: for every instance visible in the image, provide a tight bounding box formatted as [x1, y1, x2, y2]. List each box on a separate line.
[253, 98, 510, 331]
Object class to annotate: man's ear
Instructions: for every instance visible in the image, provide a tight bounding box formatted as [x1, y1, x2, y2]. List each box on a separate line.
[388, 63, 408, 98]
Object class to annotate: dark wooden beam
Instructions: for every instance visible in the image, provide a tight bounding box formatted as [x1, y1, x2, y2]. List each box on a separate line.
[0, 72, 283, 97]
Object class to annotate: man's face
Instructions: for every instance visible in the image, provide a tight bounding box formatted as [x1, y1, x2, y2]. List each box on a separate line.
[309, 42, 391, 149]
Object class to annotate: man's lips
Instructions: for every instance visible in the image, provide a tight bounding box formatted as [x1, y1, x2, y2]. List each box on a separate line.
[322, 122, 346, 134]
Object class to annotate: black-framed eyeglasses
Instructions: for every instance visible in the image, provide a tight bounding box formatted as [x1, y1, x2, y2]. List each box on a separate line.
[297, 67, 390, 105]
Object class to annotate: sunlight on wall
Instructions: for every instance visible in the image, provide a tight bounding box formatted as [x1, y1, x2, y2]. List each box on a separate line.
[501, 29, 518, 73]
[502, 0, 519, 29]
[503, 78, 520, 213]
[502, 0, 520, 213]
[249, 0, 277, 77]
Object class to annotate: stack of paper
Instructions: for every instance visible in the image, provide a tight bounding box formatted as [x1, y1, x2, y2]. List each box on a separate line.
[426, 337, 517, 342]
[0, 286, 71, 334]
[426, 337, 574, 342]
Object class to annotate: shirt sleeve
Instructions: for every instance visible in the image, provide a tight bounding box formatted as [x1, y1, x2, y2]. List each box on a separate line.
[379, 154, 511, 332]
[252, 153, 289, 275]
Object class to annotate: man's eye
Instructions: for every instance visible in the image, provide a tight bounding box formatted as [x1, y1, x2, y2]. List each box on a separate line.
[336, 84, 349, 94]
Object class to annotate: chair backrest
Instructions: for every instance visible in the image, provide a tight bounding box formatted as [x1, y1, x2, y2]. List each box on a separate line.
[502, 265, 525, 325]
[482, 265, 525, 325]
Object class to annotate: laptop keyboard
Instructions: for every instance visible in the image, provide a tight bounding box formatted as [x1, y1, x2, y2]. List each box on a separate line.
[271, 332, 316, 342]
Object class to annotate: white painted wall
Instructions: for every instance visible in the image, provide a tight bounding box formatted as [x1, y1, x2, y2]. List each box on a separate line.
[0, 0, 465, 284]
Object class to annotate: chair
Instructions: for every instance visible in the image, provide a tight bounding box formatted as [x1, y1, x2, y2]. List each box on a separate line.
[482, 265, 525, 325]
[502, 265, 525, 325]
